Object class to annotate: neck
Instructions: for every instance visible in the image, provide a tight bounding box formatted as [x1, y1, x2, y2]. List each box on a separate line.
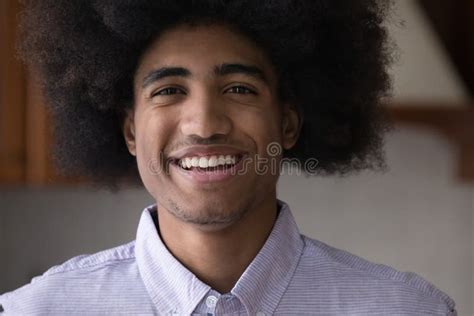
[156, 193, 278, 294]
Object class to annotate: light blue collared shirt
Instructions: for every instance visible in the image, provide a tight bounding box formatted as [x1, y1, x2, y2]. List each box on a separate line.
[0, 199, 457, 315]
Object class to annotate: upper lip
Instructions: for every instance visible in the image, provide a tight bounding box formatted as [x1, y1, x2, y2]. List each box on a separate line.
[168, 145, 248, 161]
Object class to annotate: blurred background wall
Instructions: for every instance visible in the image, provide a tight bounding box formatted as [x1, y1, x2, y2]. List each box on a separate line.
[1, 1, 473, 315]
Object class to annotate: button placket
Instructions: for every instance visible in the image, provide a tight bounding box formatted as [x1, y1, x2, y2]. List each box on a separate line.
[203, 294, 219, 315]
[205, 295, 218, 309]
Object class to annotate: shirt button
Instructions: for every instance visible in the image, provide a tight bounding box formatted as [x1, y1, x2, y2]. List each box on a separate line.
[205, 295, 218, 308]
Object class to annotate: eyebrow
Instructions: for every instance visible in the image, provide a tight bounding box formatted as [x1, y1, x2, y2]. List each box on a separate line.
[142, 67, 191, 89]
[141, 63, 268, 89]
[214, 63, 267, 83]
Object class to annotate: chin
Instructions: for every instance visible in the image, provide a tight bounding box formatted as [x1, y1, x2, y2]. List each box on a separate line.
[175, 198, 249, 226]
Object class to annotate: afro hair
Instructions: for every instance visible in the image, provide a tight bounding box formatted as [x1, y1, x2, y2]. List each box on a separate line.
[17, 0, 395, 190]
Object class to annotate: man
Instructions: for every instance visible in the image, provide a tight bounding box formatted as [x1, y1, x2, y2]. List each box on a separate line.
[0, 0, 456, 315]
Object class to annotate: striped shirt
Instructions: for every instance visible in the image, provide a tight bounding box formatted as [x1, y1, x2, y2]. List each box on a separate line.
[0, 199, 457, 315]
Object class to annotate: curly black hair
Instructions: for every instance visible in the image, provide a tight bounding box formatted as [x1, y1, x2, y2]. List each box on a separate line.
[18, 0, 395, 190]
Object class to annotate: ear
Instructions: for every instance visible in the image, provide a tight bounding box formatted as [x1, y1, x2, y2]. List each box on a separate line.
[122, 108, 137, 156]
[281, 104, 301, 150]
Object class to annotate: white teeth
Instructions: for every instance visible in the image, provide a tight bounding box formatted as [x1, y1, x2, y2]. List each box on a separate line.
[208, 156, 218, 167]
[199, 157, 208, 168]
[178, 154, 239, 169]
[225, 155, 236, 164]
[217, 156, 226, 165]
[191, 157, 199, 167]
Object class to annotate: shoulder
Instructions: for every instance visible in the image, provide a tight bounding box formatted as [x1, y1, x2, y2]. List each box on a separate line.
[42, 240, 136, 276]
[289, 235, 457, 315]
[0, 241, 146, 315]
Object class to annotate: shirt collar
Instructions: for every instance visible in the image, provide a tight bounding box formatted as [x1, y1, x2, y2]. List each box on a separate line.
[135, 199, 304, 315]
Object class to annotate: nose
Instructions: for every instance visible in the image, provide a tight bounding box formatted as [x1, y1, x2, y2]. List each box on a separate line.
[180, 91, 232, 138]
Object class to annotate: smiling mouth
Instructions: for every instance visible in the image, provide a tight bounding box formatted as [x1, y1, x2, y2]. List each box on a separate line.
[170, 154, 244, 172]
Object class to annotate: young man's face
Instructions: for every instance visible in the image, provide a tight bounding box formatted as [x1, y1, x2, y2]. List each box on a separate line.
[123, 23, 299, 228]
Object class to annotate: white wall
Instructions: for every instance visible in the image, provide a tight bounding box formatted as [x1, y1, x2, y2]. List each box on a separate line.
[0, 187, 152, 291]
[0, 202, 5, 280]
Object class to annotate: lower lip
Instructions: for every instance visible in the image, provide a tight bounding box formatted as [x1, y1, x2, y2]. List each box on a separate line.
[172, 156, 247, 184]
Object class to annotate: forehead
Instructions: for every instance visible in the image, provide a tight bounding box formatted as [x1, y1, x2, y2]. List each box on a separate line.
[134, 23, 276, 82]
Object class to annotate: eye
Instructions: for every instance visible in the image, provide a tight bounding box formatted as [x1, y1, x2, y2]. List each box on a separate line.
[152, 87, 186, 97]
[225, 86, 257, 95]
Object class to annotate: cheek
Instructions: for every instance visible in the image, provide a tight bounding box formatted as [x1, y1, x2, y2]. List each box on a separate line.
[230, 106, 282, 151]
[134, 111, 176, 176]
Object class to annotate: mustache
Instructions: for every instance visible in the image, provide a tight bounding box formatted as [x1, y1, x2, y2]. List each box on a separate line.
[163, 134, 247, 158]
[169, 134, 232, 148]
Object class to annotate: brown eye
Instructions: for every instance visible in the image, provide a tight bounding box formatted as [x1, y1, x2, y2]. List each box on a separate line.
[152, 87, 185, 97]
[226, 86, 256, 95]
